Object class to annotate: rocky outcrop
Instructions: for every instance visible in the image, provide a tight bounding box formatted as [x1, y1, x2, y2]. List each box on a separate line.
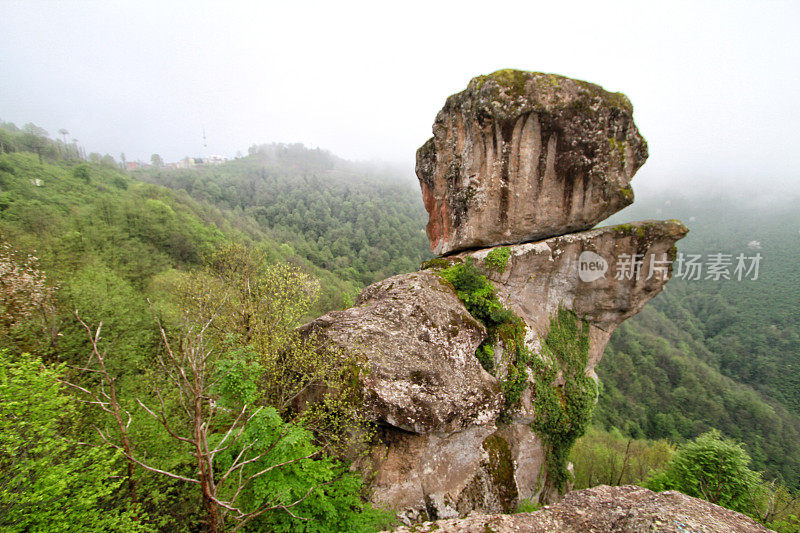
[452, 220, 688, 385]
[417, 70, 647, 255]
[298, 70, 689, 523]
[300, 271, 501, 435]
[386, 485, 773, 532]
[371, 221, 686, 519]
[303, 221, 686, 520]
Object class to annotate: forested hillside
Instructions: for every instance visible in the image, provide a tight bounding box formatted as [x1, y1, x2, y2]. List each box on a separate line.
[0, 125, 408, 314]
[134, 143, 431, 291]
[595, 194, 800, 486]
[0, 124, 395, 531]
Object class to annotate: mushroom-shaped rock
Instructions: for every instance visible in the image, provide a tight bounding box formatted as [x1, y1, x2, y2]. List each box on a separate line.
[299, 271, 502, 434]
[417, 69, 648, 255]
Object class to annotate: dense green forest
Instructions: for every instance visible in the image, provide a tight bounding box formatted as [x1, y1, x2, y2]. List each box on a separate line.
[133, 143, 431, 290]
[595, 195, 800, 487]
[2, 121, 799, 530]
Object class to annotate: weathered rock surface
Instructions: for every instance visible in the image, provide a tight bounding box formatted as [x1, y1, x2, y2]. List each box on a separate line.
[299, 271, 502, 434]
[452, 219, 688, 388]
[362, 425, 530, 524]
[298, 71, 690, 524]
[302, 221, 686, 520]
[417, 69, 647, 254]
[386, 485, 773, 532]
[377, 219, 686, 516]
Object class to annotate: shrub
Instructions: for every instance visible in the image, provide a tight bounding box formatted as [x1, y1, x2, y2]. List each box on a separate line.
[645, 430, 761, 516]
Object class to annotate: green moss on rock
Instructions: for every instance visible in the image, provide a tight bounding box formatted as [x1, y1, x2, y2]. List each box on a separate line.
[529, 307, 596, 492]
[620, 185, 634, 201]
[468, 69, 634, 116]
[482, 433, 518, 512]
[437, 259, 530, 414]
[421, 257, 458, 271]
[473, 69, 530, 98]
[608, 137, 627, 166]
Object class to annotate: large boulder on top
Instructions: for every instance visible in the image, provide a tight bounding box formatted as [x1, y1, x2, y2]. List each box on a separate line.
[417, 69, 648, 255]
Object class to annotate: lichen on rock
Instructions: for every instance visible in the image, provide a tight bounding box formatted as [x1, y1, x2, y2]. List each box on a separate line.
[416, 69, 648, 255]
[385, 485, 772, 532]
[299, 271, 502, 435]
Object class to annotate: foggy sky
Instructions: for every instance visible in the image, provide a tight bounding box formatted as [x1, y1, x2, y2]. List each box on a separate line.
[1, 0, 799, 193]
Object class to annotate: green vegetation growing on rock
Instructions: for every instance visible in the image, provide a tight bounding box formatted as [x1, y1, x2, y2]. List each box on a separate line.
[484, 246, 511, 274]
[620, 185, 634, 202]
[608, 137, 627, 166]
[613, 222, 647, 238]
[530, 307, 597, 491]
[420, 257, 457, 271]
[473, 69, 530, 98]
[482, 433, 519, 512]
[438, 259, 530, 413]
[469, 70, 633, 116]
[476, 342, 495, 373]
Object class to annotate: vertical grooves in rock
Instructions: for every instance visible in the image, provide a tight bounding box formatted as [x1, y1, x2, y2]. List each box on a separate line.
[416, 69, 648, 254]
[498, 120, 514, 226]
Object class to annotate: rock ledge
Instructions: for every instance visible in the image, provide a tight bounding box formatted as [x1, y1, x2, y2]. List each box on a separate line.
[386, 485, 773, 533]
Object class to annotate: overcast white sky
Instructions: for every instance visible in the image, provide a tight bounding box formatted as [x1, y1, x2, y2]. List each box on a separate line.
[1, 0, 799, 192]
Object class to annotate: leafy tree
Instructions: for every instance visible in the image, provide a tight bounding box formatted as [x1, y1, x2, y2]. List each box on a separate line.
[570, 426, 675, 489]
[0, 241, 58, 354]
[0, 350, 142, 532]
[70, 250, 379, 532]
[151, 154, 163, 168]
[175, 244, 370, 453]
[73, 163, 91, 183]
[21, 123, 49, 163]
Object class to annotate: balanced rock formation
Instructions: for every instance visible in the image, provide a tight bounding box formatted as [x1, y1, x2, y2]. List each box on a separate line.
[386, 485, 772, 533]
[306, 220, 686, 521]
[417, 70, 647, 255]
[299, 70, 688, 523]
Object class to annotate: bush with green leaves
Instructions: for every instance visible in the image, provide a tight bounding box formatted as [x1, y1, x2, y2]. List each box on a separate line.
[224, 406, 392, 532]
[645, 430, 761, 516]
[484, 246, 510, 274]
[438, 258, 514, 331]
